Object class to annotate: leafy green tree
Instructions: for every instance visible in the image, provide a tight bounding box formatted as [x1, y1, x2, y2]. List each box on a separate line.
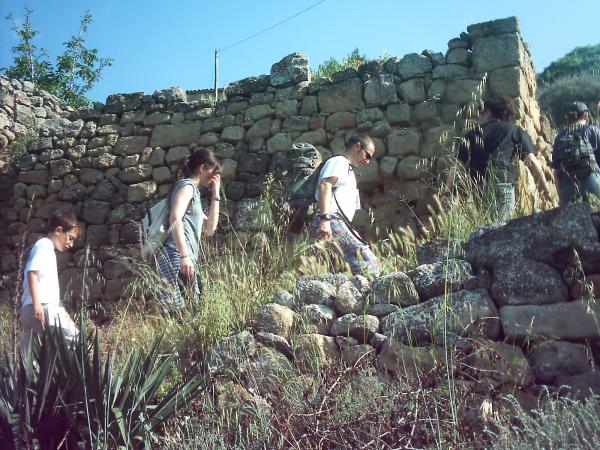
[538, 44, 600, 85]
[2, 8, 113, 107]
[313, 48, 367, 79]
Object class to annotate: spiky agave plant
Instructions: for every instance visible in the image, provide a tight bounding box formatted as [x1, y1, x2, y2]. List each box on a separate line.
[0, 319, 209, 449]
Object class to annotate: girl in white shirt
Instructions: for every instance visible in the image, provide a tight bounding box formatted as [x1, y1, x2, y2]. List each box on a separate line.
[20, 210, 80, 359]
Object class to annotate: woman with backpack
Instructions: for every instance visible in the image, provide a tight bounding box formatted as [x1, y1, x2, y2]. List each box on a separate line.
[552, 101, 600, 205]
[156, 148, 222, 310]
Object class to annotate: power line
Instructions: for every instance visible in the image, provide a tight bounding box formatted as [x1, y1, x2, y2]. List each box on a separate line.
[219, 0, 326, 52]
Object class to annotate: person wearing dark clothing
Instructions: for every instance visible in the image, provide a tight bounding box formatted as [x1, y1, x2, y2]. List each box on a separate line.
[552, 101, 600, 205]
[449, 97, 551, 220]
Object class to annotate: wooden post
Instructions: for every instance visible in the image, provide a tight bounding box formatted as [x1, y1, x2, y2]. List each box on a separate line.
[214, 49, 219, 105]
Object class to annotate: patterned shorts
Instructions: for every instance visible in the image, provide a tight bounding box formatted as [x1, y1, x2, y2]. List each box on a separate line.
[156, 246, 202, 310]
[309, 215, 380, 276]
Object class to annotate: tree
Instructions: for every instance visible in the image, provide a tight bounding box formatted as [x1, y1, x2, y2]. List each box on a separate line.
[538, 44, 600, 85]
[2, 8, 113, 107]
[313, 48, 367, 80]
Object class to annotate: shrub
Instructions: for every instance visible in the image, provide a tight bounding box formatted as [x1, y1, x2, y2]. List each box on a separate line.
[537, 72, 600, 128]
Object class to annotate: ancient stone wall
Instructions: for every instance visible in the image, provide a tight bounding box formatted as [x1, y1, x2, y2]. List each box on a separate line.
[0, 16, 555, 306]
[0, 77, 68, 275]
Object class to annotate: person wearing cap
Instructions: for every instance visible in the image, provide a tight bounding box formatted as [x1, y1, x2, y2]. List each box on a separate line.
[449, 96, 552, 220]
[552, 101, 600, 205]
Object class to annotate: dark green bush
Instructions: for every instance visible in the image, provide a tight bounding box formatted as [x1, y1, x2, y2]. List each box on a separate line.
[537, 72, 600, 128]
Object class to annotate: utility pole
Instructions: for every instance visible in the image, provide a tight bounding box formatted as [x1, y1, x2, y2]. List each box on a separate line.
[214, 49, 219, 105]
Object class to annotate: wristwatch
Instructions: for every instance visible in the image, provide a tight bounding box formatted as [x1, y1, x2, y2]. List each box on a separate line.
[320, 213, 334, 221]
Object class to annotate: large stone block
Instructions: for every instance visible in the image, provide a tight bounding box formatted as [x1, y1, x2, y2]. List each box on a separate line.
[445, 79, 482, 105]
[467, 16, 520, 38]
[127, 181, 157, 203]
[396, 156, 428, 180]
[364, 74, 398, 107]
[227, 75, 271, 96]
[104, 92, 144, 113]
[325, 112, 356, 130]
[150, 123, 201, 148]
[421, 126, 455, 157]
[317, 78, 364, 113]
[528, 340, 591, 385]
[490, 257, 568, 306]
[472, 33, 525, 74]
[432, 64, 470, 80]
[369, 272, 419, 307]
[501, 299, 600, 341]
[386, 103, 411, 126]
[82, 199, 111, 224]
[114, 136, 149, 156]
[254, 303, 295, 339]
[377, 340, 440, 376]
[488, 67, 528, 98]
[381, 289, 500, 345]
[398, 78, 426, 104]
[294, 334, 341, 372]
[408, 259, 473, 301]
[245, 118, 271, 140]
[396, 53, 433, 79]
[387, 129, 421, 157]
[464, 203, 598, 269]
[270, 52, 310, 87]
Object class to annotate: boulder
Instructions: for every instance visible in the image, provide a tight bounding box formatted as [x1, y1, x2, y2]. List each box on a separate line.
[227, 75, 271, 96]
[205, 331, 259, 373]
[341, 344, 376, 366]
[254, 303, 295, 339]
[330, 314, 380, 343]
[255, 331, 293, 358]
[464, 203, 598, 270]
[554, 372, 600, 400]
[408, 259, 473, 301]
[501, 299, 600, 341]
[490, 257, 568, 306]
[377, 340, 440, 376]
[270, 290, 298, 310]
[150, 123, 201, 148]
[299, 304, 336, 334]
[397, 78, 426, 104]
[317, 78, 364, 113]
[369, 272, 419, 307]
[381, 289, 500, 345]
[333, 281, 364, 315]
[396, 53, 433, 79]
[463, 338, 534, 388]
[297, 277, 336, 305]
[294, 334, 341, 372]
[270, 52, 310, 87]
[387, 129, 421, 157]
[416, 239, 464, 265]
[528, 341, 591, 385]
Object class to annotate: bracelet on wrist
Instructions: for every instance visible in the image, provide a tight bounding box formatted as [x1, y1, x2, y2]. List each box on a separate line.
[320, 213, 334, 221]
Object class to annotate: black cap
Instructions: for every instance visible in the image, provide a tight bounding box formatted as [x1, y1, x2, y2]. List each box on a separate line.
[568, 101, 588, 113]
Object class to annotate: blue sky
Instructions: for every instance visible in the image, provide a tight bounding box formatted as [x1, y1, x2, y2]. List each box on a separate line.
[1, 0, 599, 103]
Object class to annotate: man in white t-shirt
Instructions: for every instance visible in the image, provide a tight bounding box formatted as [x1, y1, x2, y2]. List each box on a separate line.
[310, 135, 380, 276]
[20, 210, 80, 360]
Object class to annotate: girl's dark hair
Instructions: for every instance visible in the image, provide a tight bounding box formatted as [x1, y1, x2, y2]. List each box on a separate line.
[176, 148, 222, 181]
[48, 210, 78, 233]
[484, 96, 516, 122]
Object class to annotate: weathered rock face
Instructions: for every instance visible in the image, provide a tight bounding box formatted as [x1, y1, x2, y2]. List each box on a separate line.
[408, 259, 473, 301]
[270, 53, 310, 87]
[294, 334, 341, 373]
[500, 299, 600, 341]
[254, 303, 296, 339]
[369, 272, 419, 307]
[381, 289, 500, 345]
[528, 341, 591, 385]
[464, 203, 598, 270]
[489, 258, 569, 306]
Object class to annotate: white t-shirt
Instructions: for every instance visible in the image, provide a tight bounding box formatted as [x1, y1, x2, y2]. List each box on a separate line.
[22, 237, 60, 306]
[315, 155, 360, 221]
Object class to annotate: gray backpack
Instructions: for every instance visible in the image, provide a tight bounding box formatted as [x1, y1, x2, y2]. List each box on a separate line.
[277, 143, 324, 222]
[554, 126, 597, 179]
